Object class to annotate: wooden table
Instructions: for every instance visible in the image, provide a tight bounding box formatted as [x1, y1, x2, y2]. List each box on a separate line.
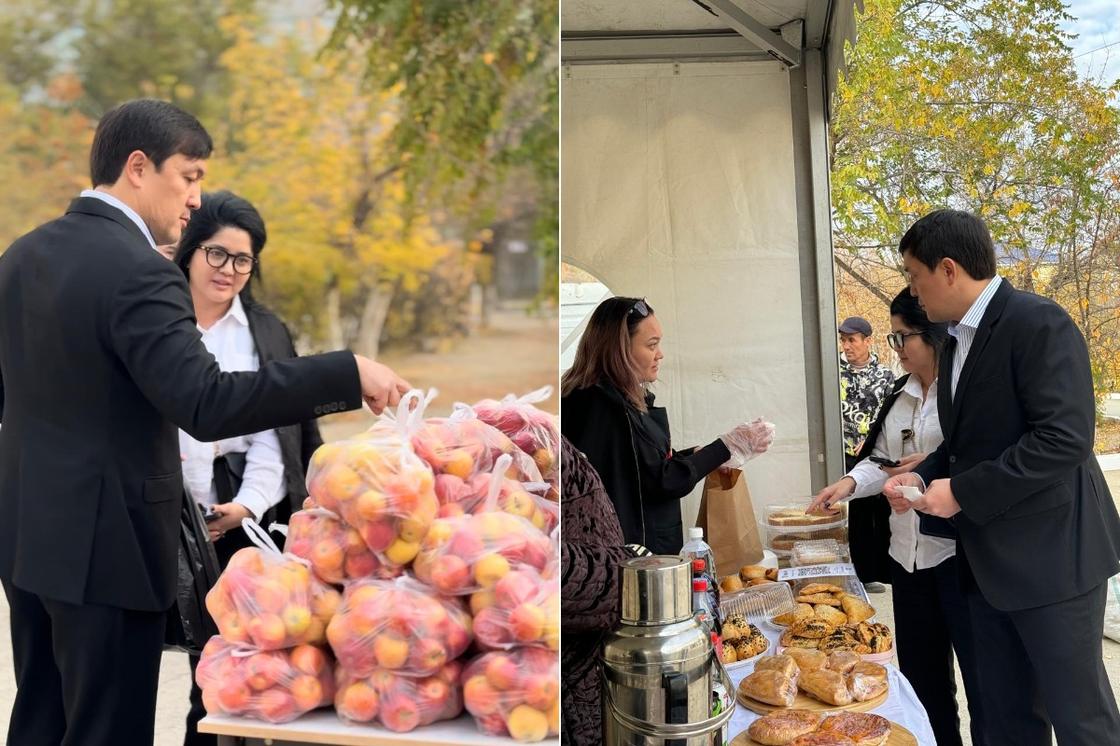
[198, 712, 560, 746]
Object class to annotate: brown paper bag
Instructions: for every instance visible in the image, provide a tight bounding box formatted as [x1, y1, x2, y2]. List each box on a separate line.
[695, 468, 763, 578]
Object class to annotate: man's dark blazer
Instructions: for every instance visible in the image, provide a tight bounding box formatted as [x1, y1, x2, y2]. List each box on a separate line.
[0, 197, 362, 613]
[915, 278, 1120, 611]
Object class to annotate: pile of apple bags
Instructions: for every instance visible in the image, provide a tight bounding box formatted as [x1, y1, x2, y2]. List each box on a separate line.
[198, 388, 559, 739]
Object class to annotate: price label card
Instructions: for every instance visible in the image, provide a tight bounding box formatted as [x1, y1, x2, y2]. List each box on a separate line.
[777, 563, 856, 581]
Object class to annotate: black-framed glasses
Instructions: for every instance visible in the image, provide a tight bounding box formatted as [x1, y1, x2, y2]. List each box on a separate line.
[628, 299, 650, 318]
[201, 245, 256, 275]
[886, 331, 922, 350]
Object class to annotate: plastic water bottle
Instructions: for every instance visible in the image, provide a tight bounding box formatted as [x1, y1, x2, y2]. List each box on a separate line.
[681, 527, 715, 578]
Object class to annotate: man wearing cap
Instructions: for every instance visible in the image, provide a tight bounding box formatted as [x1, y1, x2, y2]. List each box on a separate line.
[838, 316, 895, 591]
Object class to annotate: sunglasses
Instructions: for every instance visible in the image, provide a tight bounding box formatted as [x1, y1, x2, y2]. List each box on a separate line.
[628, 299, 651, 318]
[886, 331, 922, 350]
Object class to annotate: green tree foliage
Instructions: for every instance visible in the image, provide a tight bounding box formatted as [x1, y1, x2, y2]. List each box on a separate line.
[832, 0, 1120, 392]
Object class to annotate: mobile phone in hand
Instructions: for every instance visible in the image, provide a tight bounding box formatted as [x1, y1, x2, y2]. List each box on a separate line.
[869, 456, 901, 468]
[202, 506, 222, 523]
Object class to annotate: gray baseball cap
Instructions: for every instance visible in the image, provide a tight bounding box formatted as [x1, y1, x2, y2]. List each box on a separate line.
[838, 316, 872, 336]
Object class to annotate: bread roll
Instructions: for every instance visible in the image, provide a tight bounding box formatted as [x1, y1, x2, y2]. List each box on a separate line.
[797, 669, 853, 706]
[738, 670, 797, 707]
[720, 574, 744, 593]
[754, 653, 799, 680]
[739, 564, 768, 580]
[747, 709, 822, 745]
[818, 712, 892, 745]
[784, 648, 828, 671]
[719, 643, 738, 664]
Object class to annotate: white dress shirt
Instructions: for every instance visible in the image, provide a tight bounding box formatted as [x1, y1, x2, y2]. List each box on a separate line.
[178, 296, 285, 521]
[79, 189, 157, 249]
[948, 275, 1002, 399]
[841, 375, 956, 572]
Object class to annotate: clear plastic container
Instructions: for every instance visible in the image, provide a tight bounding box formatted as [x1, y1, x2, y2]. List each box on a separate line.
[760, 504, 848, 553]
[719, 580, 796, 624]
[789, 539, 849, 567]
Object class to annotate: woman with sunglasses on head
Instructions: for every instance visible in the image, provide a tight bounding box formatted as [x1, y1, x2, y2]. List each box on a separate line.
[561, 296, 774, 555]
[171, 191, 324, 746]
[808, 288, 987, 746]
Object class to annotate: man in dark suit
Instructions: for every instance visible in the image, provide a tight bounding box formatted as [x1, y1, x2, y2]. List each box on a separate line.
[0, 99, 411, 745]
[884, 209, 1120, 745]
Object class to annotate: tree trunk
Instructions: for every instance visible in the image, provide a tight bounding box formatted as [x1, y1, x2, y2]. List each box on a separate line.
[326, 283, 344, 351]
[354, 283, 396, 359]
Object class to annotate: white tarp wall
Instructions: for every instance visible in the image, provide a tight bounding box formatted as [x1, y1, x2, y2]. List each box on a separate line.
[562, 59, 814, 525]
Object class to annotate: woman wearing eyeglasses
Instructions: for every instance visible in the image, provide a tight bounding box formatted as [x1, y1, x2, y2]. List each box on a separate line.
[561, 296, 773, 555]
[808, 288, 986, 746]
[172, 191, 324, 746]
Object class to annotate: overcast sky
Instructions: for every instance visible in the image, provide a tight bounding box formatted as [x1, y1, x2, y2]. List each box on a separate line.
[1064, 0, 1120, 87]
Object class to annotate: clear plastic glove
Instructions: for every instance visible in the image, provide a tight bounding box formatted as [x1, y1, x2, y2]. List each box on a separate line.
[720, 418, 775, 468]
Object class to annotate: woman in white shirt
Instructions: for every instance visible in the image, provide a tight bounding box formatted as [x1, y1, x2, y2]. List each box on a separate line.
[171, 191, 323, 746]
[809, 288, 987, 746]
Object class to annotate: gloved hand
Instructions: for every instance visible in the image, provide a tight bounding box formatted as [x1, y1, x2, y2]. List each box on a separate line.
[720, 418, 775, 468]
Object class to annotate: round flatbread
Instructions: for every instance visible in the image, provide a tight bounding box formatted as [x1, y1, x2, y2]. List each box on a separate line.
[747, 709, 822, 746]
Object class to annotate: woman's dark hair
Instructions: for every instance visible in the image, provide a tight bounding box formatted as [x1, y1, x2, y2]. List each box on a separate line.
[89, 99, 213, 186]
[898, 209, 997, 280]
[890, 287, 949, 361]
[173, 190, 267, 304]
[561, 296, 655, 411]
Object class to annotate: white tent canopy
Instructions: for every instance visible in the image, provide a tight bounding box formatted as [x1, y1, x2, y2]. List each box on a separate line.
[562, 1, 861, 527]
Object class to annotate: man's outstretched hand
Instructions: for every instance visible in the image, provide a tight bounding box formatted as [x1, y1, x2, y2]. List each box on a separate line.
[355, 355, 411, 414]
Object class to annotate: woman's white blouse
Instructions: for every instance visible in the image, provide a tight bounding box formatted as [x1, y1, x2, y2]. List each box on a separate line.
[178, 296, 285, 521]
[842, 375, 955, 572]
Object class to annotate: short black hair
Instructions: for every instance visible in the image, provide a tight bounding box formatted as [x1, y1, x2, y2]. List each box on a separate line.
[898, 209, 996, 281]
[890, 287, 949, 360]
[173, 190, 267, 302]
[89, 99, 213, 186]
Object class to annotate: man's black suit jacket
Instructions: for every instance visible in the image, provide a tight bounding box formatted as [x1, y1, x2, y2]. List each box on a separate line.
[0, 197, 362, 612]
[915, 278, 1120, 611]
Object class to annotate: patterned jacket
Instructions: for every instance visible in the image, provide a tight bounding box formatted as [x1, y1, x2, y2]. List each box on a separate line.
[839, 353, 895, 457]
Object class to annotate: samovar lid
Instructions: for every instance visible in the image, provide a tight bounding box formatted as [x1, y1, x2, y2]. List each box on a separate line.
[619, 555, 693, 625]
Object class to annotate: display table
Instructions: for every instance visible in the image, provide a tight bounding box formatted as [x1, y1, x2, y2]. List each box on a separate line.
[724, 622, 937, 745]
[198, 712, 560, 746]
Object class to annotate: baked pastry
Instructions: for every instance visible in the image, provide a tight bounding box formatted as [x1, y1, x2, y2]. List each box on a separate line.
[818, 712, 892, 745]
[789, 618, 835, 639]
[847, 662, 889, 702]
[766, 567, 780, 581]
[800, 583, 844, 596]
[719, 642, 738, 663]
[747, 578, 776, 586]
[780, 630, 820, 649]
[740, 564, 768, 580]
[747, 709, 822, 745]
[754, 653, 799, 680]
[798, 669, 853, 706]
[722, 613, 750, 641]
[768, 509, 840, 527]
[826, 651, 860, 674]
[815, 604, 849, 627]
[784, 648, 828, 671]
[798, 593, 843, 606]
[735, 633, 768, 660]
[720, 574, 744, 593]
[790, 733, 858, 745]
[738, 669, 797, 707]
[840, 595, 875, 624]
[773, 603, 815, 626]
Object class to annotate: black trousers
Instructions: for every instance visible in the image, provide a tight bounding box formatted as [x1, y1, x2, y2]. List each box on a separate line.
[964, 573, 1120, 746]
[889, 556, 987, 746]
[183, 525, 256, 746]
[3, 578, 165, 746]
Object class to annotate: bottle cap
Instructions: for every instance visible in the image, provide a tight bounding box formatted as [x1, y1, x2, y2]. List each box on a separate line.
[689, 527, 704, 540]
[692, 579, 706, 592]
[692, 558, 706, 573]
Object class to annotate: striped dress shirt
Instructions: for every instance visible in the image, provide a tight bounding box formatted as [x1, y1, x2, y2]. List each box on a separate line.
[947, 275, 1002, 400]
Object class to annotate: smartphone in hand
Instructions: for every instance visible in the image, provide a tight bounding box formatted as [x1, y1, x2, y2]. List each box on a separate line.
[869, 456, 901, 468]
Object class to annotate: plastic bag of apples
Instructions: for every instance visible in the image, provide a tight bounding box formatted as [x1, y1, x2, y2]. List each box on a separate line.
[284, 507, 398, 585]
[325, 576, 472, 677]
[412, 458, 555, 596]
[196, 636, 335, 724]
[205, 521, 342, 650]
[472, 387, 559, 497]
[334, 662, 463, 732]
[413, 403, 544, 516]
[471, 567, 559, 652]
[462, 647, 559, 742]
[304, 391, 440, 568]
